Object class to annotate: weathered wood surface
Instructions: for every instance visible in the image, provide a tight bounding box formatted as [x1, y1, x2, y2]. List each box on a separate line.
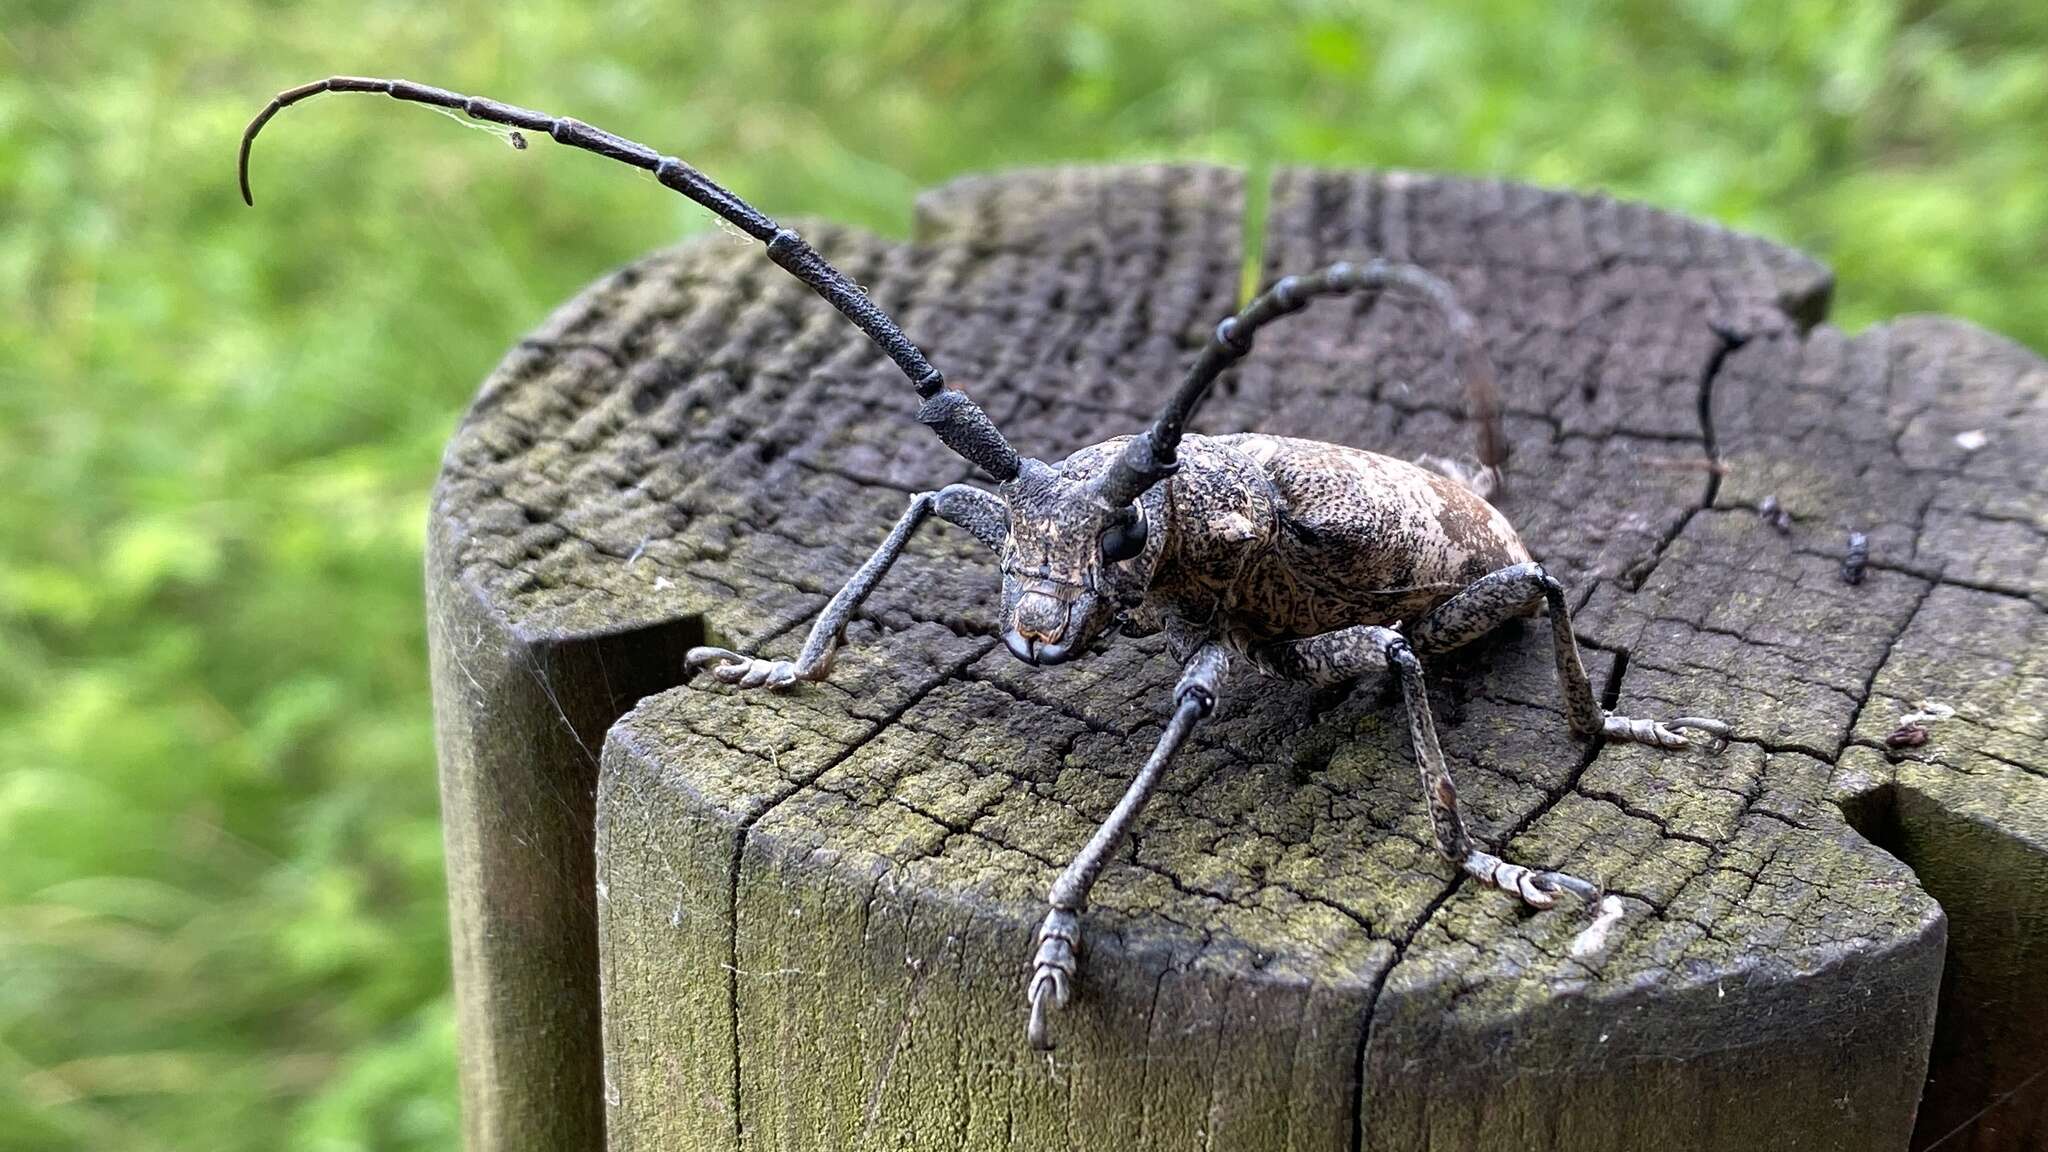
[423, 166, 2048, 1152]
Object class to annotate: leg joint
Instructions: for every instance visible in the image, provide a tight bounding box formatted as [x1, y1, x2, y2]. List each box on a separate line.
[1529, 563, 1568, 602]
[1383, 633, 1423, 677]
[1174, 642, 1229, 712]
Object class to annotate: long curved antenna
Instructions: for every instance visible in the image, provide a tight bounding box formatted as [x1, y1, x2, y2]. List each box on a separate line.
[1094, 260, 1505, 508]
[240, 76, 1021, 482]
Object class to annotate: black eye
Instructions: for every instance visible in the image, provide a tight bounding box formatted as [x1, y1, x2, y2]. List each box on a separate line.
[1099, 509, 1147, 563]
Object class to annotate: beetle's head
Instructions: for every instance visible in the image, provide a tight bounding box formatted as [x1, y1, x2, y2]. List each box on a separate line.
[994, 443, 1160, 667]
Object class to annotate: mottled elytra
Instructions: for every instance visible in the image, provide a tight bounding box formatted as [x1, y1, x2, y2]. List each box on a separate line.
[243, 78, 1732, 1050]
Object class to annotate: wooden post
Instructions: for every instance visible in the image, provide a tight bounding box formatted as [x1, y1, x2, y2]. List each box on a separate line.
[427, 166, 2048, 1152]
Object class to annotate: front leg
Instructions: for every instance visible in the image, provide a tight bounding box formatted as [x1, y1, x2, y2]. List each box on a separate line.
[686, 484, 1006, 688]
[1027, 641, 1228, 1050]
[1408, 562, 1731, 750]
[1253, 625, 1599, 907]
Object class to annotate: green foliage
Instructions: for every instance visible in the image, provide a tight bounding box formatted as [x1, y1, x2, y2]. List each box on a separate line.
[1, 0, 2040, 1146]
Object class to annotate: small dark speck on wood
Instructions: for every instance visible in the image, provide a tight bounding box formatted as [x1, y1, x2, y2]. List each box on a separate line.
[1757, 495, 1792, 534]
[1885, 721, 1930, 749]
[1842, 531, 1870, 584]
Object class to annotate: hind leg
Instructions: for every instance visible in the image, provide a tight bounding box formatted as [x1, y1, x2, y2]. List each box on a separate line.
[1409, 562, 1731, 750]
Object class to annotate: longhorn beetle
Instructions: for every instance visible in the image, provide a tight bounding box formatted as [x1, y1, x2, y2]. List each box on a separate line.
[242, 77, 1734, 1051]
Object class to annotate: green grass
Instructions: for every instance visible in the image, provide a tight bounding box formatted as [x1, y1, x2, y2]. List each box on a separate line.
[2, 1, 2042, 1147]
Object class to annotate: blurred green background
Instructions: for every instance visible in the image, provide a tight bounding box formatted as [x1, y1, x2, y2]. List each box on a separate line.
[1, 0, 2042, 1148]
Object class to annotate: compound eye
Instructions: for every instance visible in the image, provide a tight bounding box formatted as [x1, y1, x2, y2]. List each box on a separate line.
[1099, 510, 1147, 563]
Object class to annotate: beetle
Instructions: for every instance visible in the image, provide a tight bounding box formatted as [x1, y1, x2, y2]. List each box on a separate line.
[242, 77, 1734, 1050]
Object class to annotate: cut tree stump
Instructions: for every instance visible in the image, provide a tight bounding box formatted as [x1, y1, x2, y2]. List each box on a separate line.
[425, 167, 2048, 1152]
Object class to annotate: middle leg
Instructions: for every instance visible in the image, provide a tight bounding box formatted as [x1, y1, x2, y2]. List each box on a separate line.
[1252, 626, 1600, 908]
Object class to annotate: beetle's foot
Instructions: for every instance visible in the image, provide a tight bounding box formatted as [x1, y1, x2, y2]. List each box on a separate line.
[1463, 850, 1600, 910]
[686, 646, 804, 690]
[1026, 908, 1080, 1050]
[1602, 712, 1732, 753]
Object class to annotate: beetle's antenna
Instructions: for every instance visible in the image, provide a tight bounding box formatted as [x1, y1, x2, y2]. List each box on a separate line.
[239, 76, 1021, 482]
[1094, 260, 1505, 509]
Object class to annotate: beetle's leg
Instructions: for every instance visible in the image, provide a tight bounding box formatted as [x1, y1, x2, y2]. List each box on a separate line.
[1027, 642, 1228, 1050]
[1253, 625, 1600, 908]
[1409, 562, 1732, 751]
[686, 484, 1006, 689]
